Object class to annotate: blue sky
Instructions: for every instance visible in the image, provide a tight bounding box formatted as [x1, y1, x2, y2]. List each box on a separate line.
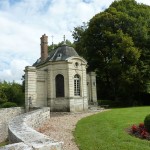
[0, 0, 149, 83]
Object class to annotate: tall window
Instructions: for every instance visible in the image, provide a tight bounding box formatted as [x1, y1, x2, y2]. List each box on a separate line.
[74, 74, 80, 96]
[56, 74, 64, 97]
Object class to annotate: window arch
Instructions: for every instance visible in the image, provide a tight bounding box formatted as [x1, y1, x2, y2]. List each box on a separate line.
[74, 74, 80, 96]
[55, 74, 64, 97]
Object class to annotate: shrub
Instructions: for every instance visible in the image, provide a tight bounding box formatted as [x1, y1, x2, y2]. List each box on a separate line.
[1, 102, 17, 108]
[131, 125, 138, 133]
[144, 114, 150, 132]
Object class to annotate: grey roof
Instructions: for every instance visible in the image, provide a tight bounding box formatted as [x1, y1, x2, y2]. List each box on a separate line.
[47, 44, 79, 61]
[33, 44, 79, 66]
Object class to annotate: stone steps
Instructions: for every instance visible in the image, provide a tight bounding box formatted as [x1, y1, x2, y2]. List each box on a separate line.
[88, 105, 105, 111]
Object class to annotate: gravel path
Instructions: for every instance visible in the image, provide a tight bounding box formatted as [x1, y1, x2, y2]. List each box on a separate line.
[37, 109, 105, 150]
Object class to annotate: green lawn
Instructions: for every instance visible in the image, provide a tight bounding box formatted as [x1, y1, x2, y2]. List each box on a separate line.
[74, 107, 150, 150]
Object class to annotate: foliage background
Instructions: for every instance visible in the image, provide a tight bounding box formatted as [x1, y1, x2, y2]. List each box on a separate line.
[72, 0, 150, 106]
[0, 81, 24, 108]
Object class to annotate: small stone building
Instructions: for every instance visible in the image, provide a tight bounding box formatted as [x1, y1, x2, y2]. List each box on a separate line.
[25, 34, 97, 112]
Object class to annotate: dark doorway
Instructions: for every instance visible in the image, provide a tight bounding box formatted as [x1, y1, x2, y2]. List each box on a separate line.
[56, 74, 64, 97]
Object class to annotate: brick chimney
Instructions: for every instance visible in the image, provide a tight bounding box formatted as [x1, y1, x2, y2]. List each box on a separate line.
[40, 34, 48, 62]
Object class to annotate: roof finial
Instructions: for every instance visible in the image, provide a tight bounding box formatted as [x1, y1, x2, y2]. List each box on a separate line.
[63, 35, 66, 44]
[51, 35, 54, 49]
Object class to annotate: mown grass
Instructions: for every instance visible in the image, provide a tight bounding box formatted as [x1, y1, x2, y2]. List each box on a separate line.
[74, 107, 150, 150]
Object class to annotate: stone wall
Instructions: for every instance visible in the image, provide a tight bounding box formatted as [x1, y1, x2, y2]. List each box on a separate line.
[0, 107, 24, 143]
[0, 107, 63, 150]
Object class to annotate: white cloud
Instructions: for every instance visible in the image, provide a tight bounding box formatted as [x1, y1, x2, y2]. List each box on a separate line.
[136, 0, 150, 5]
[0, 59, 30, 83]
[0, 0, 149, 83]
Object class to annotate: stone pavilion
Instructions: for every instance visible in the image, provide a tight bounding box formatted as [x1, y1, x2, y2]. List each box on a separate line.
[25, 34, 97, 112]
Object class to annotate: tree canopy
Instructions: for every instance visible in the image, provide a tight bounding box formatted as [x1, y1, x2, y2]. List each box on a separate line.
[0, 81, 25, 107]
[72, 0, 150, 104]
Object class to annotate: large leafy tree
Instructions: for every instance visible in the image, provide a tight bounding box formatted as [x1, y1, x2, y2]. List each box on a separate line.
[72, 0, 150, 104]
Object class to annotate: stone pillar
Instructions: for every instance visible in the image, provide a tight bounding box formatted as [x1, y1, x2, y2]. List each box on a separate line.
[81, 64, 88, 110]
[40, 34, 48, 62]
[88, 72, 97, 104]
[25, 66, 37, 112]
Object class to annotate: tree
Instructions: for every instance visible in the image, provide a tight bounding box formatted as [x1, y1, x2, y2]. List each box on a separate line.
[7, 82, 25, 105]
[72, 0, 150, 104]
[0, 82, 8, 105]
[0, 81, 25, 107]
[72, 22, 88, 58]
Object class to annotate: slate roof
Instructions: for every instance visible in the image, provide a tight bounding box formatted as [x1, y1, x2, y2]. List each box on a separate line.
[33, 44, 79, 66]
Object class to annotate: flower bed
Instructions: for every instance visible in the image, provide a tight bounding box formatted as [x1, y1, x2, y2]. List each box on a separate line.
[129, 123, 150, 140]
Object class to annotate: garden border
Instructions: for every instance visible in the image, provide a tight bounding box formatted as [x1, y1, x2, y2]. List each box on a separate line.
[0, 107, 63, 150]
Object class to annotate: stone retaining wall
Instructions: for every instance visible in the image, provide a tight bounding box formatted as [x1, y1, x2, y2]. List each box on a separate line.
[0, 107, 24, 143]
[0, 107, 63, 150]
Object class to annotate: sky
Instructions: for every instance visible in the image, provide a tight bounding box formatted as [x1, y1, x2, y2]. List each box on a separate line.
[0, 0, 150, 83]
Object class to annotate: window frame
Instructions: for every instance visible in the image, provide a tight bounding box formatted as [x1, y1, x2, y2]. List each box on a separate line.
[74, 74, 80, 96]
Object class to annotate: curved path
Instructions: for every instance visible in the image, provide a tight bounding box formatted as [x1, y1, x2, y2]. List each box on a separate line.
[37, 109, 105, 150]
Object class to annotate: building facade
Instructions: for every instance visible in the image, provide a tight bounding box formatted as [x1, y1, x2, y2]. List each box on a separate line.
[25, 34, 97, 112]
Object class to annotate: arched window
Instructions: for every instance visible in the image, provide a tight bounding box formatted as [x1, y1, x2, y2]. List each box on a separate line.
[74, 74, 80, 96]
[55, 74, 64, 97]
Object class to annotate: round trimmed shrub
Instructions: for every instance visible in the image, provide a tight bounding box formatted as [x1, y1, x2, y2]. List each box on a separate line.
[144, 114, 150, 132]
[1, 102, 17, 108]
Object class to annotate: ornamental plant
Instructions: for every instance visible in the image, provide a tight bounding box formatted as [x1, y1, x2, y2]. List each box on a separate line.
[131, 125, 138, 133]
[130, 123, 150, 140]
